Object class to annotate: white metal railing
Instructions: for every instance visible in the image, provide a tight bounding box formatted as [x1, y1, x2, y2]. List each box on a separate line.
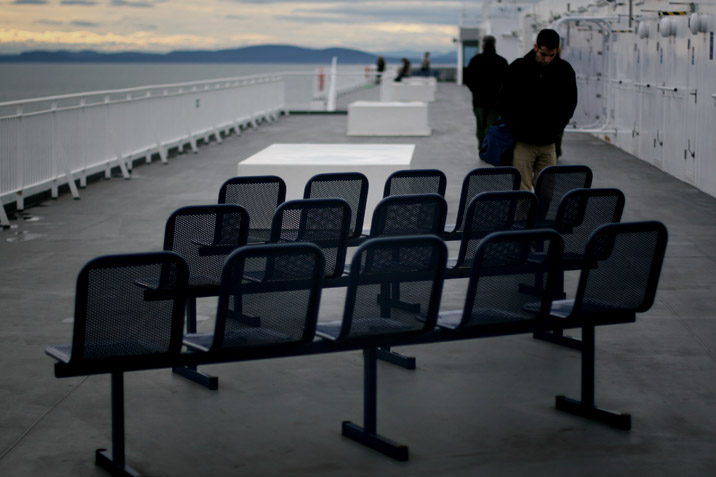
[0, 64, 374, 224]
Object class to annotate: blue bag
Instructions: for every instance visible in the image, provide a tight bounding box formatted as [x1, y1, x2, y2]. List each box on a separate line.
[479, 118, 515, 167]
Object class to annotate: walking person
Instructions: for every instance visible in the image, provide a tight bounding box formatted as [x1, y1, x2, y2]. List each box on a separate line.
[497, 29, 577, 190]
[465, 35, 508, 150]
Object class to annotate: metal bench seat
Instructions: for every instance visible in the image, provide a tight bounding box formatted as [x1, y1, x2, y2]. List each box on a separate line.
[46, 251, 189, 477]
[184, 242, 324, 354]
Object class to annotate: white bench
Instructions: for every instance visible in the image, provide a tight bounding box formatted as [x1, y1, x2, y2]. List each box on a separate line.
[380, 81, 436, 102]
[237, 143, 415, 224]
[347, 101, 431, 137]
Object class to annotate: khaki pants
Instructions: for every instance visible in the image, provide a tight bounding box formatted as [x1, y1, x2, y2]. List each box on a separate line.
[512, 141, 557, 191]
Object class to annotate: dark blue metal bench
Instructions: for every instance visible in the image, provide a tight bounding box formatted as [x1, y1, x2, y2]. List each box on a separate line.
[46, 251, 189, 477]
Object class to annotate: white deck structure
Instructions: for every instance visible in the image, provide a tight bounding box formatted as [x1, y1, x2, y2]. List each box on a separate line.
[347, 101, 431, 137]
[237, 143, 415, 223]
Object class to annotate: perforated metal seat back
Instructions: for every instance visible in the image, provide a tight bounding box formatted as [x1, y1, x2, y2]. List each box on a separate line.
[577, 221, 667, 314]
[556, 188, 625, 257]
[214, 243, 324, 350]
[164, 205, 249, 288]
[460, 230, 562, 328]
[339, 236, 446, 340]
[383, 169, 447, 197]
[303, 172, 368, 239]
[452, 167, 521, 233]
[370, 194, 447, 238]
[270, 199, 351, 278]
[219, 176, 286, 243]
[71, 252, 188, 362]
[455, 191, 537, 268]
[534, 165, 593, 226]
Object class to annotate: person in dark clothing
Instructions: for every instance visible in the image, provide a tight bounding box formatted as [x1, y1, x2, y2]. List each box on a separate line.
[394, 58, 411, 82]
[376, 56, 385, 85]
[497, 29, 577, 190]
[465, 35, 509, 149]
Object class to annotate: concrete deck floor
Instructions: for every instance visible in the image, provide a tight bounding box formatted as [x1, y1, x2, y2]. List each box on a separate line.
[0, 83, 714, 476]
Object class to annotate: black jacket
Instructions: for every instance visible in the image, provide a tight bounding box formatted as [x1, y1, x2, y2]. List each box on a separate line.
[465, 52, 508, 109]
[497, 50, 577, 146]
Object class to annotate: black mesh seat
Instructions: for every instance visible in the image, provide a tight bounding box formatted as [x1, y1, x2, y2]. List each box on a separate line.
[163, 204, 249, 296]
[218, 175, 286, 243]
[315, 235, 446, 460]
[184, 243, 324, 353]
[356, 193, 447, 367]
[317, 235, 445, 341]
[382, 168, 447, 197]
[438, 229, 562, 332]
[534, 165, 593, 228]
[532, 188, 625, 346]
[268, 198, 351, 279]
[162, 204, 249, 388]
[367, 193, 447, 239]
[553, 188, 625, 268]
[447, 190, 538, 275]
[533, 221, 668, 430]
[445, 166, 521, 238]
[46, 252, 189, 476]
[303, 172, 368, 240]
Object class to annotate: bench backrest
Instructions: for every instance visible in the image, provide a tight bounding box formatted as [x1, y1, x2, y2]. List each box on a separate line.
[555, 188, 625, 258]
[453, 190, 538, 269]
[454, 229, 563, 329]
[334, 235, 447, 340]
[303, 172, 368, 240]
[270, 198, 351, 279]
[574, 221, 668, 315]
[534, 165, 593, 226]
[210, 243, 325, 351]
[451, 166, 521, 233]
[383, 168, 447, 198]
[65, 252, 188, 365]
[218, 175, 286, 244]
[368, 193, 447, 238]
[163, 204, 250, 289]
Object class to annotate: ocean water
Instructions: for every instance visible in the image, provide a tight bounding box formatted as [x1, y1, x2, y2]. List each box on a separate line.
[0, 63, 329, 103]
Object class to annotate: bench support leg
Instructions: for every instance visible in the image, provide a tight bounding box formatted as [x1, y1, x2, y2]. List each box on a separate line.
[95, 372, 142, 476]
[555, 325, 631, 430]
[374, 282, 416, 369]
[342, 347, 409, 461]
[173, 298, 219, 390]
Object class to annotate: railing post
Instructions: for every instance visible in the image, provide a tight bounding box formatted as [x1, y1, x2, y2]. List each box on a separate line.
[15, 105, 24, 212]
[327, 56, 338, 112]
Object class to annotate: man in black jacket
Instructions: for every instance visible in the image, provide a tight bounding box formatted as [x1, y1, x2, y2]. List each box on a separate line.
[498, 29, 577, 190]
[465, 35, 508, 149]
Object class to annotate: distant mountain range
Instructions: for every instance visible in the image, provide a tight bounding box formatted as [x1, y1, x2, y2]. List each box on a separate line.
[0, 44, 457, 65]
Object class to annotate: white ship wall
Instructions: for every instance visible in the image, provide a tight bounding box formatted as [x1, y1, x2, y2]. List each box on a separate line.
[489, 0, 716, 197]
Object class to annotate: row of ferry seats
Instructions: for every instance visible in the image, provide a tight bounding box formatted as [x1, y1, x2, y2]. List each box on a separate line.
[45, 217, 668, 474]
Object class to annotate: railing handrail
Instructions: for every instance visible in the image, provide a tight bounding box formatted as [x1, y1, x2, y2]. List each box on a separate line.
[0, 72, 288, 108]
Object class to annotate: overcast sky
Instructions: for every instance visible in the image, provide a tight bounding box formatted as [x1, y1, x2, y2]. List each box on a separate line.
[0, 0, 478, 54]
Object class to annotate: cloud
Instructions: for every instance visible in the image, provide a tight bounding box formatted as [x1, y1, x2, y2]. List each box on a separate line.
[13, 0, 49, 4]
[110, 0, 157, 7]
[0, 27, 223, 52]
[34, 19, 64, 26]
[291, 6, 458, 26]
[60, 0, 98, 5]
[70, 21, 100, 27]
